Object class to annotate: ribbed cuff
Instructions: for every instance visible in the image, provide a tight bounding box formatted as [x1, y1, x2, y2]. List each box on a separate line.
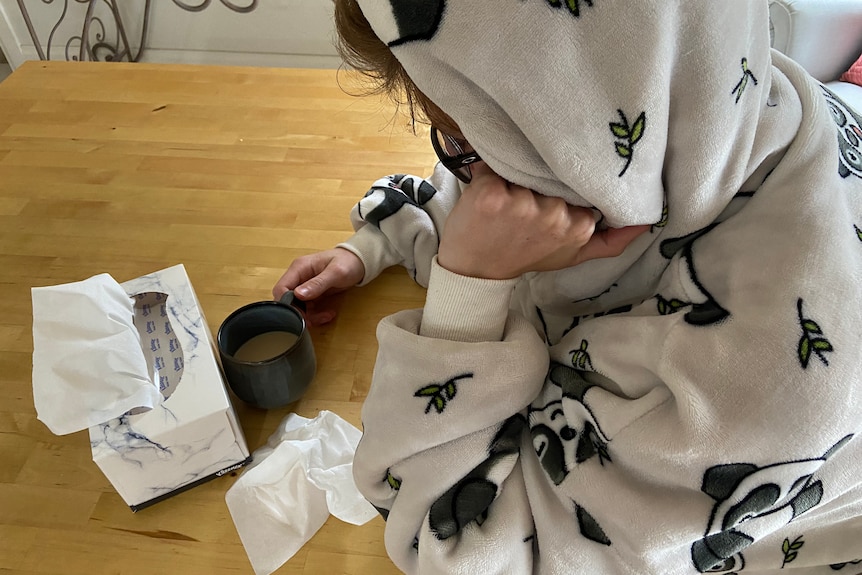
[336, 225, 401, 287]
[420, 256, 518, 343]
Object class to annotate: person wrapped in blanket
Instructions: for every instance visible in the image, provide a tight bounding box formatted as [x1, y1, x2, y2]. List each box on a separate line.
[273, 1, 862, 573]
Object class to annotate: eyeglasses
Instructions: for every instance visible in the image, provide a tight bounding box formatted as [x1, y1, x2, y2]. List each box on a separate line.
[430, 127, 482, 183]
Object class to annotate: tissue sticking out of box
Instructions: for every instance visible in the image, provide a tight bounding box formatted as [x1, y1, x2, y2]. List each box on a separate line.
[32, 273, 165, 435]
[32, 264, 251, 511]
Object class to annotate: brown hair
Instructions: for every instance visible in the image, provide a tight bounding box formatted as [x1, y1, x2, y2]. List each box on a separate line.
[333, 0, 461, 135]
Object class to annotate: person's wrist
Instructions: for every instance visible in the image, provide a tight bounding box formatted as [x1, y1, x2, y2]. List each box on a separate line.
[420, 256, 519, 342]
[437, 247, 518, 280]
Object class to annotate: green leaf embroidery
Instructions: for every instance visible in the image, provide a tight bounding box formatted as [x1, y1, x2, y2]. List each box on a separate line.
[657, 295, 688, 316]
[433, 396, 445, 413]
[781, 535, 804, 567]
[386, 470, 401, 491]
[415, 385, 441, 397]
[802, 320, 822, 334]
[414, 373, 473, 415]
[610, 109, 646, 177]
[610, 123, 629, 138]
[630, 113, 646, 144]
[651, 202, 669, 233]
[855, 224, 862, 241]
[798, 336, 811, 369]
[546, 0, 594, 17]
[732, 57, 759, 104]
[812, 339, 833, 352]
[796, 299, 833, 369]
[444, 382, 457, 399]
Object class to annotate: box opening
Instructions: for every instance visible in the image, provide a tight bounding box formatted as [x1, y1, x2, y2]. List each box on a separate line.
[131, 292, 184, 401]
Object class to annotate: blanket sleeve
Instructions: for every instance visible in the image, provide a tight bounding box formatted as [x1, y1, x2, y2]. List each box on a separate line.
[352, 259, 550, 574]
[337, 163, 460, 288]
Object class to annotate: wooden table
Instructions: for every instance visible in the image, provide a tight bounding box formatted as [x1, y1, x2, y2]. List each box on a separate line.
[0, 61, 434, 575]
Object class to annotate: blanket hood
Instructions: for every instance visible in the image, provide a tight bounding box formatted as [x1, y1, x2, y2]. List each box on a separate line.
[355, 0, 792, 229]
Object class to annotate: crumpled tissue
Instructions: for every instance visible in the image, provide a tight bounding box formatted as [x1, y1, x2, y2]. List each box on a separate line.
[225, 410, 377, 575]
[32, 273, 161, 436]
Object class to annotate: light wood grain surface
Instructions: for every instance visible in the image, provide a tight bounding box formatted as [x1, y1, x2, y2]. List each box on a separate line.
[0, 61, 436, 575]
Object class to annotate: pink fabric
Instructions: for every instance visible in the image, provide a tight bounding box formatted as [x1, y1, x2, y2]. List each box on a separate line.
[840, 52, 862, 86]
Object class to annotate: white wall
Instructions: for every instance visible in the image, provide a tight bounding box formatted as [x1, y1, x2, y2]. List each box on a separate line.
[0, 1, 21, 68]
[0, 0, 340, 69]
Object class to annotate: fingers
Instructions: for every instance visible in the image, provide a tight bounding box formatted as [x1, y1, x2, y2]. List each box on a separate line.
[272, 256, 321, 300]
[293, 265, 341, 300]
[464, 162, 510, 194]
[274, 250, 359, 300]
[272, 257, 341, 326]
[303, 299, 339, 326]
[467, 161, 494, 179]
[574, 224, 651, 264]
[277, 258, 340, 301]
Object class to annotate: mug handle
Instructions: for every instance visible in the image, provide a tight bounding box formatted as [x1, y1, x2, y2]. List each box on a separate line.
[278, 290, 307, 312]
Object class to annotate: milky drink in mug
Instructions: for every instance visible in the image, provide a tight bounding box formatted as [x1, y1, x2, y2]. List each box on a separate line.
[217, 292, 316, 409]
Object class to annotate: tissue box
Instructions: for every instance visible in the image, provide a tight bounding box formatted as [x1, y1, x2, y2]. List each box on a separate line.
[87, 264, 251, 511]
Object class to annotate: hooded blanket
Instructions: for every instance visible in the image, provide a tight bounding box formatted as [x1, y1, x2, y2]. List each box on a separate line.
[337, 1, 862, 573]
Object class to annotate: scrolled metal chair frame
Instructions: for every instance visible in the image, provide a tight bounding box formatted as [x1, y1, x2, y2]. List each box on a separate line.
[15, 0, 258, 63]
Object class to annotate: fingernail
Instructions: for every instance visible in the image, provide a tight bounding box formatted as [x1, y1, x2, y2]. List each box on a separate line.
[295, 286, 309, 297]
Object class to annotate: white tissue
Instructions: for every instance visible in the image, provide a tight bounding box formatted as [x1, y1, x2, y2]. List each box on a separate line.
[226, 410, 377, 575]
[32, 273, 161, 435]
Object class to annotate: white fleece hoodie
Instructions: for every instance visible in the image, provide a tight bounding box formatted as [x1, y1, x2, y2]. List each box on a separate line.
[336, 1, 862, 573]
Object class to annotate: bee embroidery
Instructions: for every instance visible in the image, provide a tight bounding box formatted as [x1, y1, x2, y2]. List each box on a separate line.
[570, 340, 594, 371]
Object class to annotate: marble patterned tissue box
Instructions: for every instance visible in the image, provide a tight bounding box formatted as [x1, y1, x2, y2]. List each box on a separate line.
[88, 264, 251, 511]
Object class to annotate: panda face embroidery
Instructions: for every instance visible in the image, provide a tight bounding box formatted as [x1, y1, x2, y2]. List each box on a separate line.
[529, 363, 613, 485]
[529, 402, 579, 485]
[690, 435, 853, 573]
[360, 0, 446, 47]
[822, 86, 862, 179]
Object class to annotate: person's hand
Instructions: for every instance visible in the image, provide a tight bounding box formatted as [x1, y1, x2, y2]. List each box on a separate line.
[272, 247, 365, 326]
[437, 164, 650, 279]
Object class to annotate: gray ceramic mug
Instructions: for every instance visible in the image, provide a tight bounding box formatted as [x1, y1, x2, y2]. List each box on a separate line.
[217, 291, 316, 409]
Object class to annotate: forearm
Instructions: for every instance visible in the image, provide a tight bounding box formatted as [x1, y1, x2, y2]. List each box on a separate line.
[354, 273, 548, 572]
[419, 256, 519, 342]
[337, 166, 461, 287]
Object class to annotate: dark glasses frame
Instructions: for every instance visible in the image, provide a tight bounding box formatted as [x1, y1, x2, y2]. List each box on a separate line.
[430, 127, 483, 183]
